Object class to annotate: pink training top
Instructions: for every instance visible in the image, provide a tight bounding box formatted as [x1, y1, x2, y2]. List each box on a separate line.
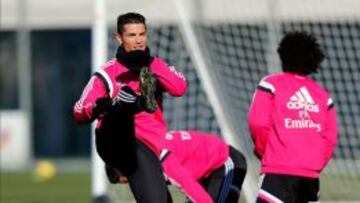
[161, 130, 230, 203]
[73, 57, 187, 154]
[248, 72, 337, 178]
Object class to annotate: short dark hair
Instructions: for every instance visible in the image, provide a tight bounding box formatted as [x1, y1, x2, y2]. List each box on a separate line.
[117, 12, 146, 34]
[277, 31, 325, 75]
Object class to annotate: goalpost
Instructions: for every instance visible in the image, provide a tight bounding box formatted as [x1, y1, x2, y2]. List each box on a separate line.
[91, 0, 109, 202]
[93, 0, 360, 202]
[171, 0, 259, 201]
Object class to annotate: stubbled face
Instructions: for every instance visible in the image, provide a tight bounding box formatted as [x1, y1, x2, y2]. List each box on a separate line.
[117, 23, 147, 52]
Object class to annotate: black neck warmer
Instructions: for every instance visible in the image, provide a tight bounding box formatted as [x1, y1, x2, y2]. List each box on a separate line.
[116, 46, 152, 74]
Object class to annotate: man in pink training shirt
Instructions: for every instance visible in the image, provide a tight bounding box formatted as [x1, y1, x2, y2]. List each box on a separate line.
[106, 130, 247, 203]
[73, 12, 186, 203]
[248, 31, 338, 203]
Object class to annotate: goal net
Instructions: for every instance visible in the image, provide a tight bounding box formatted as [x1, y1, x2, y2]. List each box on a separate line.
[94, 0, 360, 202]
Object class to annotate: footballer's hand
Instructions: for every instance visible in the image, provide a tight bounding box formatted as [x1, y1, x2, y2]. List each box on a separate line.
[92, 97, 113, 117]
[113, 86, 138, 105]
[119, 176, 129, 184]
[113, 86, 143, 112]
[105, 164, 125, 184]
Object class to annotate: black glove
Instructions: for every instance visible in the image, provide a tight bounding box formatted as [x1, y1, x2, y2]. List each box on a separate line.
[105, 164, 122, 184]
[92, 97, 114, 118]
[113, 86, 143, 112]
[116, 46, 154, 74]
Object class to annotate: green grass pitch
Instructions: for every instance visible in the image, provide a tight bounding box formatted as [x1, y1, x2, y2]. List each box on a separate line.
[1, 172, 91, 203]
[2, 171, 359, 202]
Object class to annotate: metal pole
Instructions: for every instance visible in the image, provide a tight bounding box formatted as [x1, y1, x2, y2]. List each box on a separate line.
[266, 0, 282, 73]
[92, 0, 109, 202]
[16, 0, 32, 162]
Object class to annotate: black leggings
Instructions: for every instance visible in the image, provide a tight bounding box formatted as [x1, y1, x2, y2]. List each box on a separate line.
[127, 140, 168, 203]
[95, 109, 168, 203]
[196, 146, 247, 203]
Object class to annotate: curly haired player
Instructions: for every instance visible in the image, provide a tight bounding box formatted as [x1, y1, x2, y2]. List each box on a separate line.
[248, 31, 338, 203]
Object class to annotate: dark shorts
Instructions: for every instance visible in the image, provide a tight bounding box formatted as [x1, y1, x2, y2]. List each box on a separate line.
[256, 173, 319, 203]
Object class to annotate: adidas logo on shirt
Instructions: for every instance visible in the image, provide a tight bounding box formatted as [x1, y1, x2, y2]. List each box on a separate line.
[286, 87, 319, 112]
[284, 87, 322, 132]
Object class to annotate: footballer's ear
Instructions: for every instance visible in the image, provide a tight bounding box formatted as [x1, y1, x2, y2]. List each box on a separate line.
[115, 34, 122, 45]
